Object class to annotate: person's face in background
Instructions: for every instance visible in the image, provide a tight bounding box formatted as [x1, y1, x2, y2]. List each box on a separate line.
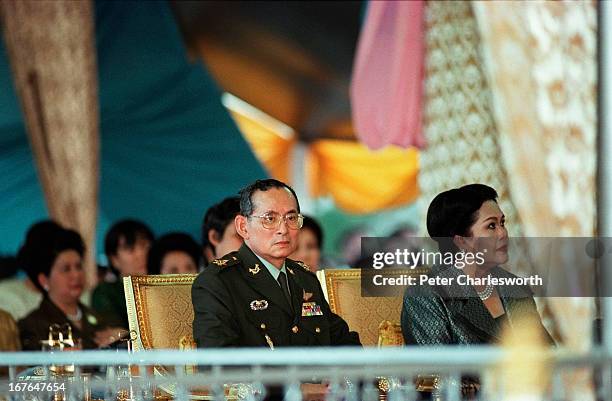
[290, 227, 321, 271]
[38, 250, 84, 305]
[209, 221, 243, 259]
[160, 251, 198, 274]
[110, 235, 151, 276]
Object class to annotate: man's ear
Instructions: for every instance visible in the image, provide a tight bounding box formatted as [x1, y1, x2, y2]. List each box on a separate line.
[208, 229, 221, 247]
[235, 215, 249, 240]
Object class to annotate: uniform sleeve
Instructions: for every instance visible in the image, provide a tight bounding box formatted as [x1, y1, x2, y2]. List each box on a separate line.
[401, 285, 453, 345]
[191, 270, 242, 347]
[327, 308, 361, 346]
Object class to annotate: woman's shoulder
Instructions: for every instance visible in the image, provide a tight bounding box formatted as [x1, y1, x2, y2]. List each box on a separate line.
[17, 300, 57, 350]
[18, 298, 53, 323]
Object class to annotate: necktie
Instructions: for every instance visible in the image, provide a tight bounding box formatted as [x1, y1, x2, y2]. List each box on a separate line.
[277, 271, 292, 308]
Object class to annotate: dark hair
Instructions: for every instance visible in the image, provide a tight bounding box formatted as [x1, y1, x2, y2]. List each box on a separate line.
[0, 256, 19, 279]
[202, 197, 240, 252]
[238, 179, 300, 216]
[147, 232, 201, 275]
[18, 224, 85, 292]
[426, 184, 498, 253]
[302, 215, 323, 249]
[104, 219, 154, 271]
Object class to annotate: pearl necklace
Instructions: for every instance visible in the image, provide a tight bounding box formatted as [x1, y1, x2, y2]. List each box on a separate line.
[476, 283, 494, 301]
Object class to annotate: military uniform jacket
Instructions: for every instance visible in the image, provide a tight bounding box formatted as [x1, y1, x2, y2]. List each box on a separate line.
[401, 265, 555, 346]
[192, 244, 361, 348]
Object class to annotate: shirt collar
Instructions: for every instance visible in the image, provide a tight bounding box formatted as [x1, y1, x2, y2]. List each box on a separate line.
[252, 251, 286, 281]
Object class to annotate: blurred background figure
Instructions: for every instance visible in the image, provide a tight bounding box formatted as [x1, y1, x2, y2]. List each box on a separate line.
[18, 225, 121, 350]
[0, 256, 40, 322]
[0, 221, 62, 321]
[91, 219, 154, 328]
[338, 226, 370, 268]
[289, 215, 323, 272]
[147, 232, 200, 274]
[0, 307, 20, 352]
[0, 307, 20, 377]
[201, 196, 243, 263]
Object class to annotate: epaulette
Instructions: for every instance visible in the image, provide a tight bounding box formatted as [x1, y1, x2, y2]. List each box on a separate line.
[209, 252, 240, 270]
[288, 259, 315, 275]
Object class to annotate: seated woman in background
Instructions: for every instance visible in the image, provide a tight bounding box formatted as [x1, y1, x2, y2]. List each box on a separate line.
[289, 215, 323, 272]
[18, 225, 124, 350]
[0, 221, 60, 321]
[402, 184, 554, 345]
[147, 232, 200, 274]
[92, 219, 154, 328]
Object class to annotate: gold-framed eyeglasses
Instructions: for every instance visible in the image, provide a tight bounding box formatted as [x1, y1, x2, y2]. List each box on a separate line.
[249, 212, 304, 230]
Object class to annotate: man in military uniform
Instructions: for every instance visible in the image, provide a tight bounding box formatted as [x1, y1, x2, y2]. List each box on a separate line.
[192, 179, 360, 348]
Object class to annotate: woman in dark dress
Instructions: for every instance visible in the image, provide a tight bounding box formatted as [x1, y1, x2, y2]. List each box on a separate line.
[401, 184, 554, 346]
[18, 224, 123, 350]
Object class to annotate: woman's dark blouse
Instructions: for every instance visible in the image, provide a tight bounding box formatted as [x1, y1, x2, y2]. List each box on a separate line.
[401, 265, 554, 345]
[18, 296, 108, 350]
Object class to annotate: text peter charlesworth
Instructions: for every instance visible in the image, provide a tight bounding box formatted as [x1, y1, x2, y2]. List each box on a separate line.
[371, 273, 543, 287]
[367, 248, 543, 288]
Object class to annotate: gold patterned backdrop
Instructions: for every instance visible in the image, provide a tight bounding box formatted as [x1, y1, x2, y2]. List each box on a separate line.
[473, 1, 597, 239]
[419, 2, 536, 284]
[419, 1, 519, 227]
[419, 0, 598, 359]
[0, 0, 99, 287]
[474, 2, 597, 398]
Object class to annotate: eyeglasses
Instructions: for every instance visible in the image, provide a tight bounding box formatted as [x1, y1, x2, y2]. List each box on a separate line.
[249, 212, 304, 230]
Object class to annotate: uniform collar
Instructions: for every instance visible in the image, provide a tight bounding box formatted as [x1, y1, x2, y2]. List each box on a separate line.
[252, 251, 286, 281]
[237, 244, 295, 316]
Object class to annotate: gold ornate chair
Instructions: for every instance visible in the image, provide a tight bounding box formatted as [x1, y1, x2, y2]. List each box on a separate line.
[123, 274, 261, 400]
[124, 274, 205, 399]
[316, 268, 427, 346]
[124, 274, 198, 351]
